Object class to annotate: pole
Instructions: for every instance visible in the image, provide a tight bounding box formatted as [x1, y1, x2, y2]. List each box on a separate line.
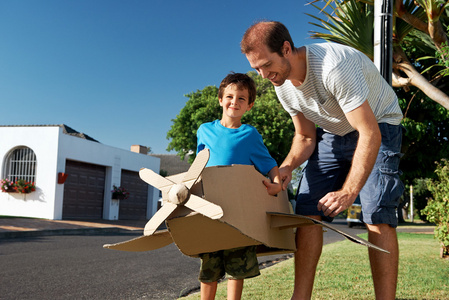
[410, 185, 414, 223]
[374, 0, 393, 85]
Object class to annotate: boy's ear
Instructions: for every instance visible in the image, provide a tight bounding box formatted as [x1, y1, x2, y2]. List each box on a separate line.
[247, 102, 254, 111]
[219, 98, 223, 107]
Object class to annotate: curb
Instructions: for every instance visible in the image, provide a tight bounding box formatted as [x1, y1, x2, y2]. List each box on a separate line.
[0, 227, 139, 239]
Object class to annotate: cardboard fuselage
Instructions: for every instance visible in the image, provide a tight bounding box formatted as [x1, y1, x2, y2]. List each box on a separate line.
[105, 165, 297, 257]
[104, 164, 388, 256]
[167, 165, 296, 257]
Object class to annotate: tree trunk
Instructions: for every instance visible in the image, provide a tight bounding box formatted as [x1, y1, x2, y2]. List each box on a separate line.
[428, 19, 449, 50]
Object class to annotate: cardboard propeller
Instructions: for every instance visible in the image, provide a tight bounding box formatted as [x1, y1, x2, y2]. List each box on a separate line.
[104, 149, 389, 257]
[139, 149, 222, 236]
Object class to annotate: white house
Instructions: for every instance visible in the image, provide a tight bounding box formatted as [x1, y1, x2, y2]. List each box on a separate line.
[0, 125, 160, 221]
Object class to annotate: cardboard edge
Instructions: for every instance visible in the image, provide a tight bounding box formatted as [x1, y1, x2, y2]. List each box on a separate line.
[103, 230, 173, 252]
[267, 212, 390, 254]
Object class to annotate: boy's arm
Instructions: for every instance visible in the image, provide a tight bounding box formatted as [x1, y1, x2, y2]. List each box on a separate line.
[263, 166, 282, 196]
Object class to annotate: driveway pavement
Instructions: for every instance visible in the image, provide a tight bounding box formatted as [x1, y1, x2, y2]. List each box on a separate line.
[0, 216, 435, 239]
[0, 216, 435, 298]
[0, 217, 147, 238]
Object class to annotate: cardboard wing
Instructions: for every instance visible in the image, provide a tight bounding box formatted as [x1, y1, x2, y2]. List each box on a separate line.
[104, 164, 388, 257]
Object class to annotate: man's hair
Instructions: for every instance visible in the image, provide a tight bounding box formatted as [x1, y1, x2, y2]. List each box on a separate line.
[218, 72, 256, 105]
[240, 21, 294, 56]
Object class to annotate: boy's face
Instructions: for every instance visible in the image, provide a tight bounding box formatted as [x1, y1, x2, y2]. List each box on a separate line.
[219, 84, 253, 120]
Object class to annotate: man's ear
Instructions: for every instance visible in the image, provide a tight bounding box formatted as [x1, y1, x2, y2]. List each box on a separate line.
[282, 41, 291, 56]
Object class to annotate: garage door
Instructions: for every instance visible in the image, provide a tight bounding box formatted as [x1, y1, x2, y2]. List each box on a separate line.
[63, 160, 106, 219]
[119, 170, 148, 220]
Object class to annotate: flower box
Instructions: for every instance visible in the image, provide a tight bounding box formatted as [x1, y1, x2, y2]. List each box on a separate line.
[111, 185, 129, 200]
[1, 179, 36, 194]
[112, 194, 126, 200]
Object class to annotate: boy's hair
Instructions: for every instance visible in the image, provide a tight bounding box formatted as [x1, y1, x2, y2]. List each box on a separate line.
[240, 21, 295, 57]
[218, 72, 257, 105]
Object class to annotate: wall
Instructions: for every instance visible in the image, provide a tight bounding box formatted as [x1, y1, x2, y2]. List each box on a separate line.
[56, 130, 160, 220]
[0, 126, 160, 220]
[0, 126, 60, 219]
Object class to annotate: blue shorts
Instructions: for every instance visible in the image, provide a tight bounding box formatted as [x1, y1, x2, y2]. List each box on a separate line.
[296, 123, 404, 227]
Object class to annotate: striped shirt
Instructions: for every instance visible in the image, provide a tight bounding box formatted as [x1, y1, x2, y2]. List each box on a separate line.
[275, 43, 402, 136]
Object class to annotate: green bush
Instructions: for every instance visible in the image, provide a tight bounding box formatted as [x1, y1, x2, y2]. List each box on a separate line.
[421, 159, 449, 257]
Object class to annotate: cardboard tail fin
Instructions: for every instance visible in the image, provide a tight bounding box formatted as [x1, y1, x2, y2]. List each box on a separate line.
[267, 212, 389, 254]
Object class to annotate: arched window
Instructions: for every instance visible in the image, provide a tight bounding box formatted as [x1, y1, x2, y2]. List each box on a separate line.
[3, 147, 37, 182]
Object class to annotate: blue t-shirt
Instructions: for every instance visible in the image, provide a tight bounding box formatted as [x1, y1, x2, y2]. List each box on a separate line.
[196, 120, 277, 175]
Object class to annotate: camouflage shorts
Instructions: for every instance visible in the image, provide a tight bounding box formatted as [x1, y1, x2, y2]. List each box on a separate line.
[198, 246, 260, 282]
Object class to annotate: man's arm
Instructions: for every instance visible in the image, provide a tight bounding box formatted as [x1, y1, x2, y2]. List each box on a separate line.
[317, 100, 381, 217]
[279, 113, 317, 190]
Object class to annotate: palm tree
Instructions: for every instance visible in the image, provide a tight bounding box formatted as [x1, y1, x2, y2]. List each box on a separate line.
[306, 0, 449, 109]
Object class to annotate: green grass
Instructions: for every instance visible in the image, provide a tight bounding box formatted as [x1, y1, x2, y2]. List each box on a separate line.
[181, 233, 449, 299]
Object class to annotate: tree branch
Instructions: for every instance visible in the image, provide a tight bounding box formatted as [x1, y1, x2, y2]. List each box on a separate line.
[393, 45, 449, 110]
[395, 1, 429, 34]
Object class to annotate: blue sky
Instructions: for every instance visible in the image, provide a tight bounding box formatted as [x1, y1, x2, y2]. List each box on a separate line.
[1, 0, 321, 154]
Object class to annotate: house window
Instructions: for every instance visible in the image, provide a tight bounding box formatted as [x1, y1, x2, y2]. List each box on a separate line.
[4, 147, 37, 183]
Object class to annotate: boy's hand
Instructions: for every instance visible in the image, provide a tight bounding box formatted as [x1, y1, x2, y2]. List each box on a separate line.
[263, 179, 282, 196]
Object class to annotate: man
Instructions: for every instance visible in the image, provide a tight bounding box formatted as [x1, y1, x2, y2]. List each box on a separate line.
[241, 21, 404, 299]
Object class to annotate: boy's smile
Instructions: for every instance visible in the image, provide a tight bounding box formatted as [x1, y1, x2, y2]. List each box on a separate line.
[219, 83, 253, 128]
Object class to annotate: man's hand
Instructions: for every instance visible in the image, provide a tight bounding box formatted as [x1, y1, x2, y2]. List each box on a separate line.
[263, 179, 282, 196]
[278, 113, 316, 191]
[317, 191, 357, 217]
[279, 166, 292, 191]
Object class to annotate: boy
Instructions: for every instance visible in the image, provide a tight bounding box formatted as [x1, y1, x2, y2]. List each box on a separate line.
[196, 72, 282, 300]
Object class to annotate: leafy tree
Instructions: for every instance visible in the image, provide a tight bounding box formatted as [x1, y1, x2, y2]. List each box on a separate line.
[396, 35, 449, 183]
[401, 178, 432, 222]
[166, 85, 220, 163]
[307, 1, 449, 219]
[307, 1, 449, 172]
[307, 0, 449, 109]
[166, 72, 294, 165]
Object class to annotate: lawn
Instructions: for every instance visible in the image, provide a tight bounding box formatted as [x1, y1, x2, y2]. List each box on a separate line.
[181, 232, 449, 299]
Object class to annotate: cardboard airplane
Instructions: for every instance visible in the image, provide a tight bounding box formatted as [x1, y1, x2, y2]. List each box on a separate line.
[104, 149, 388, 257]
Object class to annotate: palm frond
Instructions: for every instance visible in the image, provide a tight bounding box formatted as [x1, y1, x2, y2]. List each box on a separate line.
[306, 0, 374, 59]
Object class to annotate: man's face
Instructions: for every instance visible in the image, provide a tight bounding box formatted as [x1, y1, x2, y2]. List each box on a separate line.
[245, 44, 291, 86]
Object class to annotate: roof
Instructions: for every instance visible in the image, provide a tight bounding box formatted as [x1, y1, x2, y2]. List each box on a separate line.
[0, 124, 100, 143]
[150, 154, 191, 176]
[60, 124, 99, 142]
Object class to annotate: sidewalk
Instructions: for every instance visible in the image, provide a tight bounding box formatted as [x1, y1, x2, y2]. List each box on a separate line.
[0, 217, 147, 239]
[0, 217, 435, 240]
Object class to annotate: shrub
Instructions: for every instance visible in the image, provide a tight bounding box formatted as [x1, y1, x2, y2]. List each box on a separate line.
[421, 159, 449, 258]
